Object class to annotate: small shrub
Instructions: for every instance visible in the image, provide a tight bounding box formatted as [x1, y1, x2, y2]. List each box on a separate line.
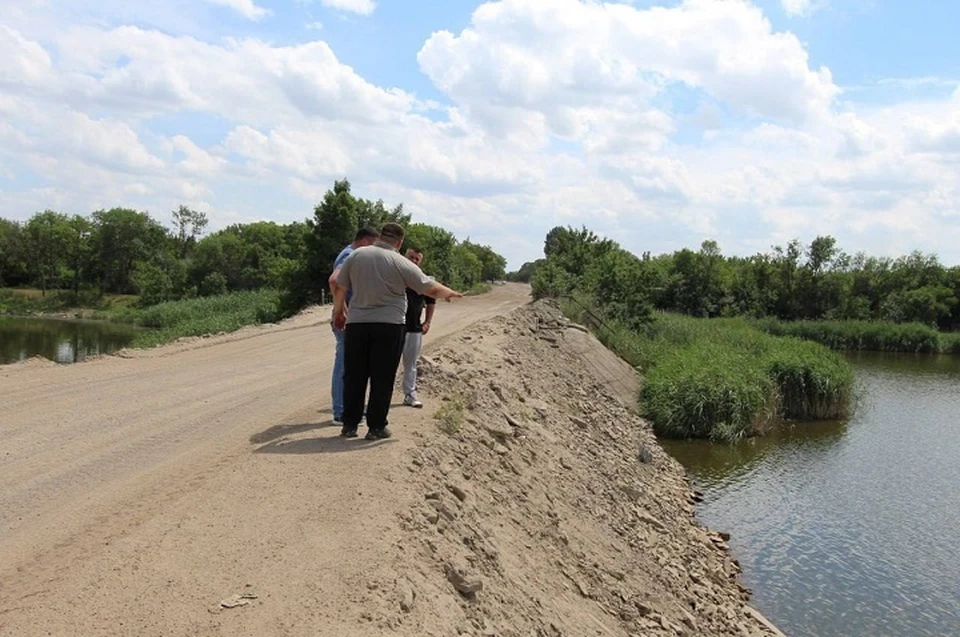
[434, 395, 466, 435]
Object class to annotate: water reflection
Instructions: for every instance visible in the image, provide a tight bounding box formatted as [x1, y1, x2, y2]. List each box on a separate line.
[0, 316, 141, 365]
[663, 352, 960, 637]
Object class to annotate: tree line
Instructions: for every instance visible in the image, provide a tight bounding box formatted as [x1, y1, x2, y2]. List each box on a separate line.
[0, 179, 507, 310]
[512, 227, 960, 331]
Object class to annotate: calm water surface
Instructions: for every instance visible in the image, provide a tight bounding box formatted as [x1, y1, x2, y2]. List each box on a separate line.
[0, 316, 141, 365]
[663, 352, 960, 637]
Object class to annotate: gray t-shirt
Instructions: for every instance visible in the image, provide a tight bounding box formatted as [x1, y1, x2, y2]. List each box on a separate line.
[336, 242, 435, 324]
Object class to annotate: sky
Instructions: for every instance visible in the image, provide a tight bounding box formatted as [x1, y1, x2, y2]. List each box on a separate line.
[1, 0, 959, 269]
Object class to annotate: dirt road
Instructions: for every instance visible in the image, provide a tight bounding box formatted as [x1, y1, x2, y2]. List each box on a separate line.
[0, 284, 530, 636]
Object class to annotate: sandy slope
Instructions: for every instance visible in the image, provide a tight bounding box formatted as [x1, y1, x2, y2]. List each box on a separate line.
[0, 284, 529, 636]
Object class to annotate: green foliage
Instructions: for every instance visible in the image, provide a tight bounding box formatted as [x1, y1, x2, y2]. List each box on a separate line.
[130, 289, 287, 348]
[170, 205, 208, 258]
[1, 178, 508, 348]
[460, 240, 507, 281]
[576, 312, 855, 442]
[25, 211, 75, 294]
[0, 219, 30, 287]
[531, 225, 655, 326]
[506, 259, 543, 283]
[91, 207, 169, 295]
[404, 223, 458, 284]
[752, 318, 947, 353]
[288, 179, 413, 309]
[132, 260, 176, 306]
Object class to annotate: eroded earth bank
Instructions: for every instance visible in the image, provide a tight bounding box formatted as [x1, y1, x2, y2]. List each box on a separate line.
[382, 300, 783, 637]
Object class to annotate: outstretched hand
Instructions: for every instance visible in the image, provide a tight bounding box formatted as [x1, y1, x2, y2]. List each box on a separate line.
[444, 290, 464, 302]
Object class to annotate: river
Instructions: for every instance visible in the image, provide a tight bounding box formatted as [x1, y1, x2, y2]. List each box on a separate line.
[663, 352, 960, 636]
[0, 316, 141, 365]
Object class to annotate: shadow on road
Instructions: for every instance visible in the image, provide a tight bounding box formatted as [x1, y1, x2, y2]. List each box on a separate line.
[249, 420, 338, 444]
[252, 430, 397, 454]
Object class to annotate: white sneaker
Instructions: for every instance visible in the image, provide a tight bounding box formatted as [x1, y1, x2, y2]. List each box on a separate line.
[332, 417, 344, 426]
[403, 394, 423, 408]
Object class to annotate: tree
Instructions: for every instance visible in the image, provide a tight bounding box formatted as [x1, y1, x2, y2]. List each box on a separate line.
[90, 208, 169, 295]
[404, 223, 459, 286]
[506, 260, 543, 283]
[461, 240, 507, 281]
[65, 215, 94, 296]
[171, 205, 208, 258]
[288, 179, 411, 309]
[0, 219, 29, 287]
[25, 211, 73, 295]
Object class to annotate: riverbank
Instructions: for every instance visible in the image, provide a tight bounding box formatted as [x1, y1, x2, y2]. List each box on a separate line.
[0, 288, 781, 636]
[399, 300, 782, 635]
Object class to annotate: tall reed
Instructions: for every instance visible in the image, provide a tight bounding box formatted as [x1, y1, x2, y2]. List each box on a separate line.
[560, 305, 855, 442]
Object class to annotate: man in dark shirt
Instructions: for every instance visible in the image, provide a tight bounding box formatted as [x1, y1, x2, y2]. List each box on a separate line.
[401, 247, 435, 408]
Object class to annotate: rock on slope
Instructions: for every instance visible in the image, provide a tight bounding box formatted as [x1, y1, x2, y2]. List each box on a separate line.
[380, 300, 781, 636]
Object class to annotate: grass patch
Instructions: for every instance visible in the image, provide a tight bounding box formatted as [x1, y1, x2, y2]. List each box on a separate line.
[124, 289, 289, 348]
[559, 304, 855, 442]
[1, 288, 139, 316]
[434, 395, 466, 435]
[752, 317, 950, 354]
[943, 332, 960, 355]
[464, 283, 493, 296]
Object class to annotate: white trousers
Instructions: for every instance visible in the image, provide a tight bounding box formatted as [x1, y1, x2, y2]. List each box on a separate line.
[402, 331, 423, 397]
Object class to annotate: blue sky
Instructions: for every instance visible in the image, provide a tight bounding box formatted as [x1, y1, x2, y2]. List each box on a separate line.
[2, 0, 959, 269]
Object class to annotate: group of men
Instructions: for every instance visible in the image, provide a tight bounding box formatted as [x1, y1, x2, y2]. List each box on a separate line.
[327, 223, 462, 441]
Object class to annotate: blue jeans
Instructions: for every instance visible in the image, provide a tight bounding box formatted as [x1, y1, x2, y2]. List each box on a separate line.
[331, 325, 346, 420]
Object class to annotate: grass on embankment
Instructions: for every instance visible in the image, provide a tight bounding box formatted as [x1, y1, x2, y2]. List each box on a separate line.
[113, 289, 289, 348]
[560, 300, 854, 442]
[750, 317, 960, 354]
[0, 288, 138, 316]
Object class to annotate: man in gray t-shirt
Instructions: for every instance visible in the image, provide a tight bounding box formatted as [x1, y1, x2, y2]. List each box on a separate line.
[331, 222, 462, 440]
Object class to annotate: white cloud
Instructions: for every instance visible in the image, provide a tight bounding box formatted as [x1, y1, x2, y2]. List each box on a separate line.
[781, 0, 813, 17]
[202, 0, 271, 21]
[317, 0, 377, 16]
[419, 0, 839, 140]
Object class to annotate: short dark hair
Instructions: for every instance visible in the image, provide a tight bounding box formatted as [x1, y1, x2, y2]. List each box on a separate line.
[355, 227, 379, 241]
[379, 222, 405, 242]
[405, 245, 423, 255]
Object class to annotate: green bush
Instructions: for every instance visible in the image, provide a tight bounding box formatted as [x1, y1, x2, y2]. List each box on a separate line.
[752, 318, 944, 353]
[560, 307, 855, 442]
[129, 289, 288, 348]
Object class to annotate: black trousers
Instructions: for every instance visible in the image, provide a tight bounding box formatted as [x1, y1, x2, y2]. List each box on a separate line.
[343, 322, 406, 430]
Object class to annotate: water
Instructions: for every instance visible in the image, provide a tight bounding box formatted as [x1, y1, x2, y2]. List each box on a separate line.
[663, 352, 960, 637]
[0, 316, 141, 365]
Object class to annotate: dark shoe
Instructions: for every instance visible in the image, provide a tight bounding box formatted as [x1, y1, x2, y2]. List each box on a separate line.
[340, 426, 358, 438]
[365, 427, 392, 441]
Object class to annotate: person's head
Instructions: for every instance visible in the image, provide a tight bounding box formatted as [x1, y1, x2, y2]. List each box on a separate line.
[378, 222, 405, 249]
[353, 226, 379, 248]
[405, 246, 424, 266]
